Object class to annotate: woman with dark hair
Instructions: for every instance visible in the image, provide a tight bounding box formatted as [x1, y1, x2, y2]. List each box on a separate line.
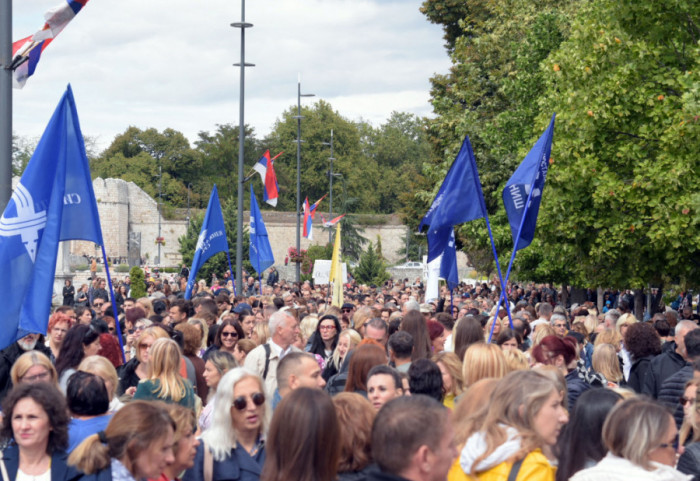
[344, 342, 388, 397]
[55, 324, 101, 392]
[531, 335, 590, 409]
[496, 328, 522, 351]
[0, 383, 75, 481]
[408, 359, 444, 402]
[556, 388, 623, 481]
[75, 305, 94, 325]
[332, 393, 378, 481]
[262, 388, 341, 481]
[69, 401, 176, 481]
[624, 322, 662, 393]
[400, 311, 431, 361]
[307, 314, 341, 362]
[62, 279, 75, 306]
[203, 318, 245, 361]
[453, 316, 484, 361]
[66, 371, 112, 452]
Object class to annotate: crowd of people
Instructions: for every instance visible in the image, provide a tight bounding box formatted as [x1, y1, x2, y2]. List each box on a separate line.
[1, 269, 699, 481]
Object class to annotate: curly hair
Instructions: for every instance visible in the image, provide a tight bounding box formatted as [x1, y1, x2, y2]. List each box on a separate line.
[1, 383, 70, 453]
[623, 322, 661, 361]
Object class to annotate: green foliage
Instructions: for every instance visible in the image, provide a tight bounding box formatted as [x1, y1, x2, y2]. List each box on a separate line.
[114, 265, 131, 273]
[129, 267, 147, 298]
[178, 196, 253, 283]
[417, 0, 700, 288]
[11, 135, 35, 176]
[354, 242, 390, 286]
[337, 215, 368, 261]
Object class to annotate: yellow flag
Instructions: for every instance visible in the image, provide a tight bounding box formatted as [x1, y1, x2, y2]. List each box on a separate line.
[331, 222, 343, 307]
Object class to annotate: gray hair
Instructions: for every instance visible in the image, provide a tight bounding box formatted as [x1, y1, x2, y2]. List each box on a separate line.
[605, 309, 621, 323]
[550, 313, 567, 326]
[202, 368, 271, 461]
[403, 300, 420, 312]
[675, 320, 697, 337]
[269, 310, 293, 335]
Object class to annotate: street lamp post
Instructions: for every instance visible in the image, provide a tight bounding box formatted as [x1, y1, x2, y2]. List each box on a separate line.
[232, 0, 254, 296]
[322, 130, 335, 245]
[0, 0, 12, 209]
[186, 183, 192, 230]
[157, 165, 162, 265]
[294, 78, 315, 283]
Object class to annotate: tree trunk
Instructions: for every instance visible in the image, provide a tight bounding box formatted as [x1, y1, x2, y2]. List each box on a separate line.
[560, 283, 569, 308]
[597, 287, 604, 313]
[634, 288, 645, 321]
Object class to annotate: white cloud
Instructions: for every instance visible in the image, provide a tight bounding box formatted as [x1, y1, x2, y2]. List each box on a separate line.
[11, 0, 450, 150]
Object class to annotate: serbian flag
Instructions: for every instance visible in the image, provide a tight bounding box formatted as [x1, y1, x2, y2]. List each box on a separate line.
[303, 194, 327, 240]
[253, 150, 282, 207]
[12, 0, 90, 89]
[321, 213, 345, 227]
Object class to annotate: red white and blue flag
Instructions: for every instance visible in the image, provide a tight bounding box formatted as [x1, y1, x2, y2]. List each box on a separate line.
[321, 213, 345, 227]
[252, 150, 282, 207]
[12, 0, 90, 89]
[303, 194, 327, 240]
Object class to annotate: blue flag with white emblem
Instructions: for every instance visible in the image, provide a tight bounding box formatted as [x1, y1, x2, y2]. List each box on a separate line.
[419, 135, 488, 263]
[185, 185, 229, 299]
[249, 186, 274, 274]
[0, 85, 103, 350]
[439, 228, 459, 291]
[502, 114, 555, 251]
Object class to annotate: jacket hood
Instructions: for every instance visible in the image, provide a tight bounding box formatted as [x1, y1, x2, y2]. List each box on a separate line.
[460, 426, 521, 474]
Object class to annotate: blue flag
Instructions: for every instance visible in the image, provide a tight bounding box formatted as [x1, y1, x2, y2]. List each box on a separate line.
[249, 186, 274, 274]
[502, 114, 555, 251]
[419, 135, 488, 262]
[439, 228, 459, 291]
[184, 185, 229, 299]
[0, 85, 103, 350]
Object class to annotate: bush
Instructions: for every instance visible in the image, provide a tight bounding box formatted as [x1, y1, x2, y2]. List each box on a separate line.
[129, 266, 147, 299]
[114, 264, 131, 273]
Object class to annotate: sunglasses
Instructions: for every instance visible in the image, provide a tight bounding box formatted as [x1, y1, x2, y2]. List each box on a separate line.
[232, 392, 265, 410]
[680, 396, 693, 406]
[94, 302, 104, 307]
[221, 332, 238, 338]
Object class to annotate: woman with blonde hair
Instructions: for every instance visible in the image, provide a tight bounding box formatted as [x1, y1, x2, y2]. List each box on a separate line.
[184, 368, 270, 481]
[433, 351, 465, 408]
[323, 329, 361, 380]
[455, 370, 568, 480]
[462, 342, 509, 388]
[251, 321, 269, 346]
[594, 328, 622, 349]
[118, 325, 169, 396]
[10, 350, 58, 388]
[199, 350, 237, 431]
[572, 398, 689, 480]
[133, 338, 196, 409]
[69, 401, 176, 480]
[592, 343, 624, 388]
[78, 355, 123, 412]
[136, 297, 156, 318]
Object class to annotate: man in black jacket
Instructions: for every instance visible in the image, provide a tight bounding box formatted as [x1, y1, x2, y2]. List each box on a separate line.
[658, 329, 700, 428]
[643, 320, 698, 398]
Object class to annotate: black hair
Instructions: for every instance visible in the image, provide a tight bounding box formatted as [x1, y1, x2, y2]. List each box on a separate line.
[367, 365, 402, 390]
[495, 328, 523, 348]
[555, 388, 623, 481]
[407, 359, 443, 402]
[685, 329, 700, 360]
[67, 371, 110, 416]
[55, 324, 100, 378]
[308, 314, 341, 358]
[388, 331, 413, 359]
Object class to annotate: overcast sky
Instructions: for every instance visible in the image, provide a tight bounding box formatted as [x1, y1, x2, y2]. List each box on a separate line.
[11, 0, 451, 152]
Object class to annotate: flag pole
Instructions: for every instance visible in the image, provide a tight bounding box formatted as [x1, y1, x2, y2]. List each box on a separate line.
[100, 244, 126, 362]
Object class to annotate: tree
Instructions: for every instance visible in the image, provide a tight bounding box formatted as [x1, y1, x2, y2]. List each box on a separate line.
[11, 134, 35, 176]
[129, 267, 147, 298]
[354, 242, 390, 286]
[338, 215, 368, 261]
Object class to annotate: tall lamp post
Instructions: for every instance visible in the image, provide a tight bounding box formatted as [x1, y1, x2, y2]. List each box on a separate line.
[232, 0, 254, 295]
[322, 130, 335, 244]
[157, 165, 162, 265]
[186, 183, 192, 231]
[294, 78, 314, 283]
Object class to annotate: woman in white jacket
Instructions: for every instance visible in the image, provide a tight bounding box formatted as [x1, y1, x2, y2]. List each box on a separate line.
[571, 398, 691, 481]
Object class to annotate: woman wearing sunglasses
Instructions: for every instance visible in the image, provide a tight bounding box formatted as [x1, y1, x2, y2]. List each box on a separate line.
[184, 368, 269, 481]
[204, 318, 245, 361]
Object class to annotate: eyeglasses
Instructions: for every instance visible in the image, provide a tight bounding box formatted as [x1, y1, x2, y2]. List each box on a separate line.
[139, 343, 153, 350]
[221, 332, 238, 338]
[21, 370, 51, 383]
[93, 302, 104, 308]
[232, 392, 265, 410]
[319, 325, 336, 331]
[680, 396, 693, 406]
[342, 309, 352, 313]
